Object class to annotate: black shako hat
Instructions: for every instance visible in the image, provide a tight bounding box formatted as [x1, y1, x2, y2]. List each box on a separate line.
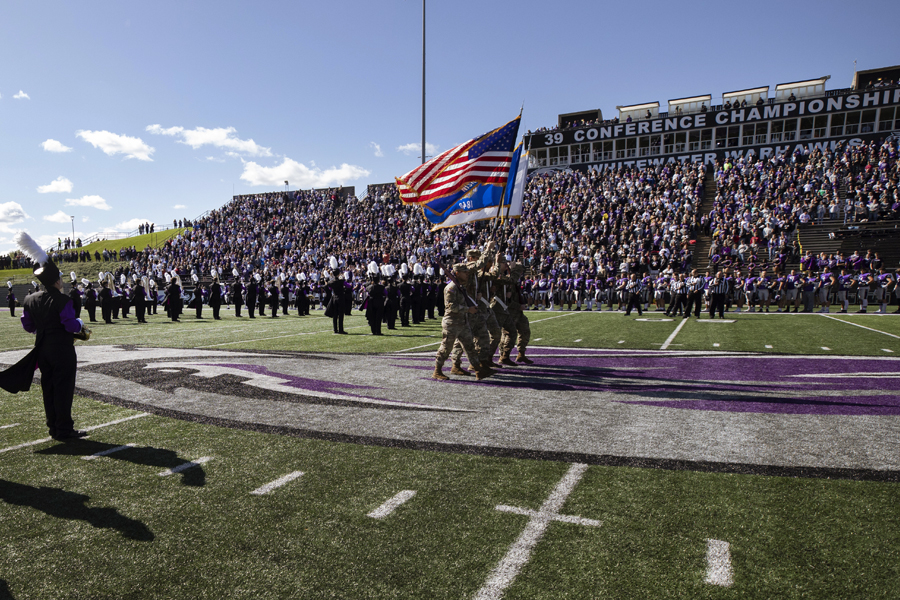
[15, 231, 61, 288]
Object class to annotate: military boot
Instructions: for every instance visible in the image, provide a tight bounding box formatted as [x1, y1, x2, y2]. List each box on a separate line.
[433, 364, 449, 380]
[516, 352, 534, 365]
[450, 364, 473, 376]
[475, 365, 495, 381]
[500, 353, 517, 367]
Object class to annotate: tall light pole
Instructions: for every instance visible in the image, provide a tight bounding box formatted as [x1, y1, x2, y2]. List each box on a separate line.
[421, 0, 426, 165]
[70, 215, 75, 244]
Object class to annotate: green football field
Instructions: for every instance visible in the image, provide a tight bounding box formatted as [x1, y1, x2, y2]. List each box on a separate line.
[1, 307, 898, 599]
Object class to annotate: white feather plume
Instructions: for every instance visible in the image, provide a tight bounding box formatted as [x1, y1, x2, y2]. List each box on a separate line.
[70, 271, 77, 282]
[14, 232, 49, 265]
[329, 256, 339, 270]
[400, 263, 409, 275]
[414, 264, 424, 276]
[426, 266, 434, 276]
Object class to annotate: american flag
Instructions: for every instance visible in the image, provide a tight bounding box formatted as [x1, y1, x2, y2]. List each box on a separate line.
[396, 116, 520, 209]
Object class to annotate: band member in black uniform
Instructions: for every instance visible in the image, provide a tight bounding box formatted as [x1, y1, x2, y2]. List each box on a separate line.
[246, 278, 258, 318]
[68, 273, 82, 319]
[209, 275, 223, 320]
[268, 279, 279, 318]
[148, 279, 159, 315]
[325, 270, 347, 334]
[426, 273, 437, 320]
[280, 280, 290, 315]
[6, 281, 16, 317]
[365, 262, 385, 335]
[296, 278, 310, 316]
[99, 275, 114, 324]
[166, 274, 183, 322]
[190, 283, 204, 319]
[399, 272, 412, 327]
[436, 273, 446, 317]
[83, 281, 98, 322]
[231, 278, 244, 317]
[385, 268, 399, 329]
[132, 277, 148, 323]
[257, 278, 267, 317]
[3, 232, 89, 440]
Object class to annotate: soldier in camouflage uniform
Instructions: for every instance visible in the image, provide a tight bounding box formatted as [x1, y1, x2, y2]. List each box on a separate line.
[490, 254, 516, 364]
[500, 261, 534, 365]
[434, 263, 494, 381]
[450, 248, 496, 374]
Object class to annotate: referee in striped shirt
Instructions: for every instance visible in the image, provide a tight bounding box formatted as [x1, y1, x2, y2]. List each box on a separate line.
[623, 273, 644, 316]
[708, 270, 729, 318]
[684, 269, 705, 319]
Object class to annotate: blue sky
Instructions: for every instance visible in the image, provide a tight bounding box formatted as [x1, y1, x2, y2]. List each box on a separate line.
[1, 0, 897, 253]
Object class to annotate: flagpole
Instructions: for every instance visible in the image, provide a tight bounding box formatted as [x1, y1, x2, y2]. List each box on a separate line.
[505, 134, 531, 223]
[421, 0, 426, 165]
[494, 107, 524, 232]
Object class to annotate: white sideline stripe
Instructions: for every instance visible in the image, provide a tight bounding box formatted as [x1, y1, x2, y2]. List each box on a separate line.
[368, 490, 417, 519]
[82, 443, 135, 460]
[0, 423, 20, 430]
[660, 318, 688, 350]
[250, 471, 305, 495]
[198, 325, 369, 348]
[705, 539, 734, 587]
[0, 413, 149, 454]
[819, 313, 900, 339]
[473, 463, 596, 600]
[529, 312, 580, 324]
[158, 456, 212, 476]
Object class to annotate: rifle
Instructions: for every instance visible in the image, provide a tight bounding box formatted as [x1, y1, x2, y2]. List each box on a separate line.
[436, 260, 477, 308]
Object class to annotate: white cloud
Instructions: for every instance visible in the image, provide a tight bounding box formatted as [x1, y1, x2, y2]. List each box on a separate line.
[44, 210, 73, 223]
[370, 142, 384, 157]
[0, 201, 29, 224]
[37, 176, 74, 194]
[240, 157, 370, 188]
[173, 204, 187, 210]
[113, 218, 152, 231]
[397, 142, 439, 157]
[13, 90, 30, 100]
[65, 195, 111, 210]
[146, 124, 271, 157]
[42, 139, 73, 153]
[76, 130, 154, 161]
[82, 216, 90, 223]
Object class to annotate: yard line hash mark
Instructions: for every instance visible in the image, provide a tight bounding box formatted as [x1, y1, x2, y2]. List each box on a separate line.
[473, 463, 599, 600]
[251, 471, 305, 495]
[705, 539, 734, 587]
[0, 424, 20, 430]
[0, 413, 149, 455]
[158, 457, 212, 476]
[660, 318, 688, 350]
[368, 490, 417, 519]
[82, 443, 135, 460]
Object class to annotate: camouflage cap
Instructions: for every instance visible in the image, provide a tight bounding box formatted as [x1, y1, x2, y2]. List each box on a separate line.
[466, 249, 481, 259]
[452, 262, 469, 274]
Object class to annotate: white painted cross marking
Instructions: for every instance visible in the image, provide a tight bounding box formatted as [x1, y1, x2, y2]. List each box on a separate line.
[82, 443, 135, 460]
[0, 423, 20, 430]
[158, 456, 212, 476]
[704, 539, 734, 587]
[251, 471, 305, 495]
[473, 463, 599, 600]
[368, 490, 417, 519]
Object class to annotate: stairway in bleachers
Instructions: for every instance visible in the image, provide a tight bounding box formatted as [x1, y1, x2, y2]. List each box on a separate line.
[689, 172, 717, 271]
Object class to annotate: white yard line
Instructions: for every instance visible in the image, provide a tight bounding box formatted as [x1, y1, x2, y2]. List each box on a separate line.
[704, 539, 734, 587]
[473, 463, 599, 600]
[395, 340, 443, 353]
[158, 456, 212, 476]
[250, 471, 305, 495]
[529, 312, 581, 324]
[0, 423, 20, 430]
[368, 490, 417, 519]
[819, 313, 900, 339]
[82, 443, 135, 460]
[660, 318, 688, 350]
[0, 413, 149, 454]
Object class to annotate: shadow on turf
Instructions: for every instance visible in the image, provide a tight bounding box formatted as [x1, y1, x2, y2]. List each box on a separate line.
[0, 580, 13, 600]
[0, 479, 153, 541]
[37, 441, 207, 486]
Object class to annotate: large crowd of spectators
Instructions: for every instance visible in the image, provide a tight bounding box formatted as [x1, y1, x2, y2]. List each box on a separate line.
[707, 139, 900, 269]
